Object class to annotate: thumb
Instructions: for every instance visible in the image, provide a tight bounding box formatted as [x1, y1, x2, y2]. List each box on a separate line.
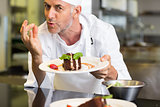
[100, 55, 110, 61]
[100, 55, 111, 65]
[33, 25, 38, 38]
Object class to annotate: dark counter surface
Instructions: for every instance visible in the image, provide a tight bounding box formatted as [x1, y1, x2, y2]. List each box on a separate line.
[1, 46, 160, 107]
[0, 83, 160, 107]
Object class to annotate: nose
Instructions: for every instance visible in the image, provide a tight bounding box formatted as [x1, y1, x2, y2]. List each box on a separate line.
[48, 7, 56, 20]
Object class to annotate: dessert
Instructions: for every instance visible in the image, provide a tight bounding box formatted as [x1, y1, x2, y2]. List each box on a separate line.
[59, 52, 83, 70]
[67, 96, 112, 107]
[78, 97, 106, 107]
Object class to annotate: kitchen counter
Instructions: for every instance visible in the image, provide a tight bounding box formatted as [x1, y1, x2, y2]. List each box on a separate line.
[0, 83, 160, 107]
[1, 46, 160, 106]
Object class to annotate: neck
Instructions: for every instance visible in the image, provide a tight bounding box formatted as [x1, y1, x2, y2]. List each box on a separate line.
[59, 19, 82, 46]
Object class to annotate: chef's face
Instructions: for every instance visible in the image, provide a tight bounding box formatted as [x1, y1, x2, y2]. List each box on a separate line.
[44, 0, 74, 34]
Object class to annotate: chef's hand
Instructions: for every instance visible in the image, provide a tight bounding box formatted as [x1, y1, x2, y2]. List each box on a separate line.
[20, 20, 42, 57]
[91, 55, 118, 81]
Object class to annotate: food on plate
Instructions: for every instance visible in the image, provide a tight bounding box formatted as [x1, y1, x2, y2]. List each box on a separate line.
[67, 105, 72, 107]
[67, 95, 113, 107]
[49, 64, 58, 70]
[78, 97, 111, 107]
[106, 82, 124, 89]
[113, 82, 123, 87]
[47, 53, 96, 71]
[59, 52, 83, 70]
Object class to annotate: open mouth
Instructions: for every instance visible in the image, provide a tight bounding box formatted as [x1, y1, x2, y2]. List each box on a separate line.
[47, 22, 56, 27]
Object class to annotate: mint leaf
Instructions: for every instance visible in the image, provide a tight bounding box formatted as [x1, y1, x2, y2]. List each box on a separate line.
[59, 54, 71, 60]
[73, 52, 83, 60]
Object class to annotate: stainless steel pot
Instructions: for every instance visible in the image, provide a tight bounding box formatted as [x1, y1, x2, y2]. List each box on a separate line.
[103, 80, 145, 101]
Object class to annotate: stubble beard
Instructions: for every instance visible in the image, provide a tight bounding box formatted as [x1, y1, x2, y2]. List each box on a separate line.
[47, 17, 73, 34]
[60, 17, 73, 33]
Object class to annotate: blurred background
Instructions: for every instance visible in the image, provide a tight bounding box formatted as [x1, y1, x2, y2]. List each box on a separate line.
[0, 0, 160, 102]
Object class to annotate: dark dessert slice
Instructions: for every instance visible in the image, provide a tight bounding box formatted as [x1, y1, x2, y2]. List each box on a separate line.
[78, 57, 81, 69]
[63, 59, 72, 70]
[60, 53, 82, 71]
[72, 54, 81, 70]
[78, 97, 106, 107]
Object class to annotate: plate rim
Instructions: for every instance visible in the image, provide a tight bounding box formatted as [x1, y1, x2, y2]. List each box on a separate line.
[50, 98, 137, 107]
[39, 56, 109, 74]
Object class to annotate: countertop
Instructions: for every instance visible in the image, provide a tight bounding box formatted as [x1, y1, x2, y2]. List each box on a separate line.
[1, 46, 160, 106]
[0, 83, 160, 107]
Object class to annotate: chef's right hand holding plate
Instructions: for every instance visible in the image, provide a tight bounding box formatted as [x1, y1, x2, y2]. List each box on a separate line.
[91, 55, 118, 81]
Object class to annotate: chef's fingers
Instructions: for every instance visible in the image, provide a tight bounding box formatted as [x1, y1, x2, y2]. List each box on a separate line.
[20, 20, 28, 33]
[29, 30, 33, 40]
[24, 24, 35, 41]
[100, 55, 111, 68]
[99, 65, 110, 73]
[20, 21, 34, 35]
[21, 25, 29, 42]
[105, 65, 118, 80]
[25, 23, 35, 32]
[33, 25, 38, 38]
[91, 70, 108, 79]
[100, 55, 111, 63]
[21, 23, 34, 41]
[98, 57, 111, 73]
[20, 20, 28, 38]
[93, 73, 107, 79]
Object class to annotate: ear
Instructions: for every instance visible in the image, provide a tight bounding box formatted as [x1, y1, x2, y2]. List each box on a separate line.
[72, 5, 81, 18]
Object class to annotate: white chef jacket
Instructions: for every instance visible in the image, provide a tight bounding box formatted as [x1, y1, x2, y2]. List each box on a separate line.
[24, 13, 131, 94]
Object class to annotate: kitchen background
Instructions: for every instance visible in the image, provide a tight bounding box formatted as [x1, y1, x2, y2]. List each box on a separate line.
[0, 0, 160, 101]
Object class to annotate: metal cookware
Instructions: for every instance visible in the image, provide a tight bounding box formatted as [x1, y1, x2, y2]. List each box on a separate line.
[103, 80, 145, 101]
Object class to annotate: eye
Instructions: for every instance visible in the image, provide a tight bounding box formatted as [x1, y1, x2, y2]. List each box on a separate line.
[55, 5, 63, 11]
[44, 3, 51, 10]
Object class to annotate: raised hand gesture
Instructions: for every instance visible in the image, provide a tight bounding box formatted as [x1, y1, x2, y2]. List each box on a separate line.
[20, 20, 42, 58]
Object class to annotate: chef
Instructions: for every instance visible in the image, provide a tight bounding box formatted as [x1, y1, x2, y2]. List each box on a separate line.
[20, 0, 131, 94]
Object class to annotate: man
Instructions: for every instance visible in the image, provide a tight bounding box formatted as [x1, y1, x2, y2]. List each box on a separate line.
[20, 0, 131, 94]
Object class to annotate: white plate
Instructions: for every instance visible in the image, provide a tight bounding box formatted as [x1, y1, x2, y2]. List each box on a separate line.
[50, 98, 137, 107]
[39, 57, 108, 74]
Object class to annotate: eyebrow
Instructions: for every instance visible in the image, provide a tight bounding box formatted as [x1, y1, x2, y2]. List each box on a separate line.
[44, 1, 64, 7]
[44, 2, 49, 6]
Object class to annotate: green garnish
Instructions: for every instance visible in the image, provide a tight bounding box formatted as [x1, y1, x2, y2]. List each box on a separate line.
[59, 54, 71, 60]
[73, 52, 83, 60]
[114, 82, 123, 87]
[59, 52, 83, 60]
[102, 94, 113, 99]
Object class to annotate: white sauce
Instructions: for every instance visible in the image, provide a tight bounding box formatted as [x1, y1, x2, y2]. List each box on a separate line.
[70, 53, 74, 70]
[75, 59, 79, 70]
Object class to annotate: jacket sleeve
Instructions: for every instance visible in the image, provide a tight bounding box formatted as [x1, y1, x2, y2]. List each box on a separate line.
[107, 25, 131, 80]
[24, 52, 55, 89]
[94, 20, 131, 80]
